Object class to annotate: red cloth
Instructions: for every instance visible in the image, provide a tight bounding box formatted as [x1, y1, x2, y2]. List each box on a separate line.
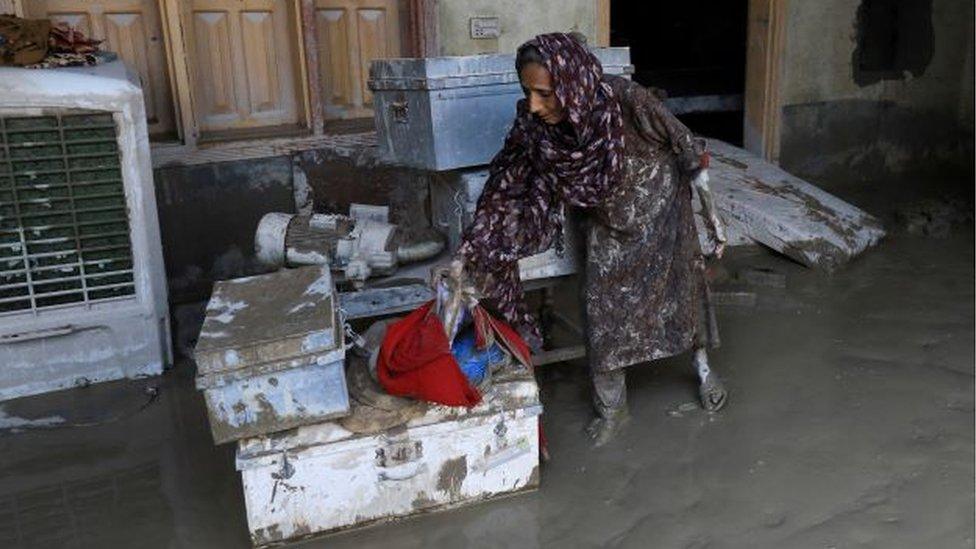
[377, 301, 482, 407]
[472, 306, 531, 368]
[377, 300, 532, 407]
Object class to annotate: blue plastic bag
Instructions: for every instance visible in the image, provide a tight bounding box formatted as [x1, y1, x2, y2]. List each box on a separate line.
[451, 326, 506, 385]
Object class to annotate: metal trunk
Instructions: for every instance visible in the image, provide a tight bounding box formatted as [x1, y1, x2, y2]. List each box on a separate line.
[369, 48, 633, 171]
[430, 168, 580, 281]
[236, 376, 542, 546]
[194, 265, 348, 444]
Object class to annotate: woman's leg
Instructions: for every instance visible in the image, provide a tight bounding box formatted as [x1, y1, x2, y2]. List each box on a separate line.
[593, 369, 626, 418]
[693, 346, 727, 411]
[587, 367, 630, 447]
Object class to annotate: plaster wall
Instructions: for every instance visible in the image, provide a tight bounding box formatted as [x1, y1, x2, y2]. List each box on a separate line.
[437, 0, 598, 56]
[778, 0, 974, 182]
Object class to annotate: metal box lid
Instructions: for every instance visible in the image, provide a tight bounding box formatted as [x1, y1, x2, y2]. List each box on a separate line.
[194, 266, 339, 379]
[369, 47, 633, 90]
[235, 373, 540, 463]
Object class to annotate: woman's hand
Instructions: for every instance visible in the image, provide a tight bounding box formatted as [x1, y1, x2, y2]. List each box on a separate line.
[692, 169, 727, 259]
[429, 255, 465, 289]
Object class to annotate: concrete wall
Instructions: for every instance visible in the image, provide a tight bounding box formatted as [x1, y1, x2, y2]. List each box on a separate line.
[778, 0, 974, 183]
[153, 146, 435, 307]
[153, 158, 295, 304]
[437, 0, 598, 56]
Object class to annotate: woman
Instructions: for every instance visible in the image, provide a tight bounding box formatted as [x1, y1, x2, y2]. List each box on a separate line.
[451, 33, 728, 446]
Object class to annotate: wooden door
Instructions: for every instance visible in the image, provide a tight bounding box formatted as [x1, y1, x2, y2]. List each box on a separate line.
[25, 0, 176, 138]
[314, 0, 400, 120]
[744, 0, 786, 162]
[185, 0, 302, 135]
[0, 1, 23, 16]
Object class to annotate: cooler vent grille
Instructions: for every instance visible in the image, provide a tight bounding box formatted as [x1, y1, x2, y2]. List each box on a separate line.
[0, 111, 136, 315]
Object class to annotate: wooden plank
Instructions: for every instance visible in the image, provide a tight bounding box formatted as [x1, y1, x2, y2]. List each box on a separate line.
[405, 0, 437, 57]
[186, 0, 301, 134]
[148, 130, 376, 167]
[298, 0, 323, 135]
[595, 0, 610, 47]
[159, 0, 199, 146]
[764, 0, 786, 162]
[707, 139, 886, 271]
[743, 0, 786, 162]
[241, 9, 287, 115]
[241, 11, 277, 113]
[104, 8, 175, 134]
[356, 7, 389, 106]
[192, 9, 238, 126]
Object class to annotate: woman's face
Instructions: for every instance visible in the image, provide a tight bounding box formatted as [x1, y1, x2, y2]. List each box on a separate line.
[519, 62, 566, 125]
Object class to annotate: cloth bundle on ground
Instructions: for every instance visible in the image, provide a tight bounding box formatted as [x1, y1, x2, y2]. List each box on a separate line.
[0, 15, 107, 68]
[0, 15, 50, 66]
[376, 274, 531, 407]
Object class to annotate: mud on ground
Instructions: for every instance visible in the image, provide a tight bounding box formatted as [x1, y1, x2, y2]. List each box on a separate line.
[0, 178, 971, 548]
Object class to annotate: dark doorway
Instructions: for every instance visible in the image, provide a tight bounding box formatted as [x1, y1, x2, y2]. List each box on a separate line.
[610, 1, 749, 146]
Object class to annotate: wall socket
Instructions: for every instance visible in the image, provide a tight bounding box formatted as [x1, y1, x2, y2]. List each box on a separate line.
[469, 17, 501, 39]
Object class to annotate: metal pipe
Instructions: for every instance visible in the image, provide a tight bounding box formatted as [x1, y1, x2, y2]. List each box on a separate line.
[396, 230, 445, 264]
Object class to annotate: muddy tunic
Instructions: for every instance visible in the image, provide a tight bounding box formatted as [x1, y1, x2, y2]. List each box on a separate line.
[583, 76, 719, 372]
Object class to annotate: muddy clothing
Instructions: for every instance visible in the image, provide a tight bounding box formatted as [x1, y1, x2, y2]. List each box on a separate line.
[583, 75, 719, 373]
[458, 33, 625, 345]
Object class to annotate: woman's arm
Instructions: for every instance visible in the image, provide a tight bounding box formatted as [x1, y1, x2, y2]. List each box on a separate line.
[631, 88, 727, 255]
[691, 169, 728, 258]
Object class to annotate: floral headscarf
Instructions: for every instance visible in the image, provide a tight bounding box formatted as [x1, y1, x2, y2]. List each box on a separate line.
[458, 33, 625, 343]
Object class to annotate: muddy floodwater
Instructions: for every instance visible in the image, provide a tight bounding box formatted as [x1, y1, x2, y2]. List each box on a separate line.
[0, 180, 972, 548]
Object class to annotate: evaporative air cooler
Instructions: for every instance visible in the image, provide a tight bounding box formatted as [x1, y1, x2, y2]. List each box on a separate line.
[0, 61, 170, 401]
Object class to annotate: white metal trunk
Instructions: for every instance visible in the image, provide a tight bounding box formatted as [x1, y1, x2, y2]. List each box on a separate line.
[430, 168, 581, 281]
[235, 376, 542, 546]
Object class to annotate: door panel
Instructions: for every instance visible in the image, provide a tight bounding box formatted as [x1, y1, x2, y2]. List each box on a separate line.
[27, 1, 176, 138]
[0, 1, 20, 15]
[316, 8, 352, 108]
[355, 8, 387, 106]
[104, 13, 156, 118]
[241, 11, 280, 114]
[314, 0, 400, 120]
[188, 0, 301, 133]
[192, 10, 237, 121]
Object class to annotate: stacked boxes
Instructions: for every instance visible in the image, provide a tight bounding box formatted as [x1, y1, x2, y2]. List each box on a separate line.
[194, 265, 348, 445]
[197, 45, 638, 546]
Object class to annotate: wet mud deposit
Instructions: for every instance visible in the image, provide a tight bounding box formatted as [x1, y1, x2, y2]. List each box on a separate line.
[0, 179, 971, 548]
